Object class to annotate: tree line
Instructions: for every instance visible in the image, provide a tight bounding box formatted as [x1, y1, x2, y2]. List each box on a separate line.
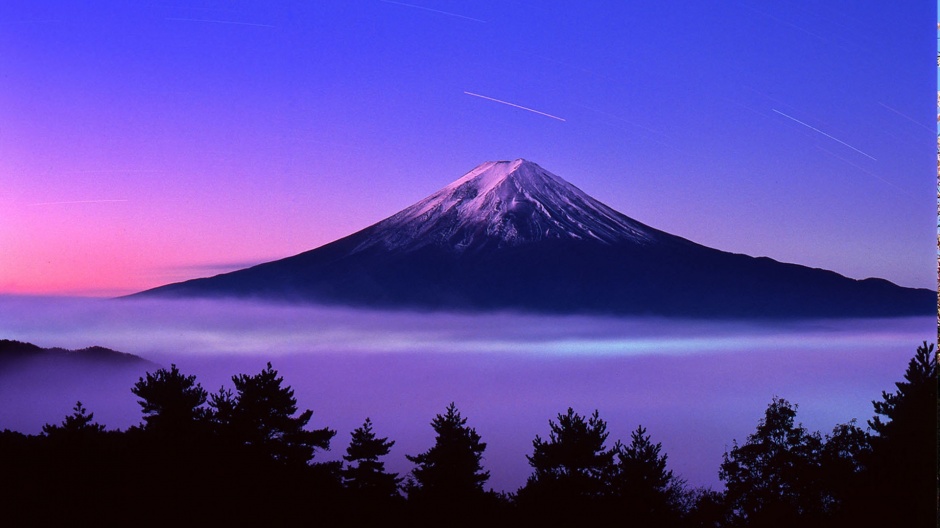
[1, 342, 935, 527]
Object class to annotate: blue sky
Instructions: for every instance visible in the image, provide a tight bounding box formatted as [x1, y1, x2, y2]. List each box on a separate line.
[0, 1, 935, 294]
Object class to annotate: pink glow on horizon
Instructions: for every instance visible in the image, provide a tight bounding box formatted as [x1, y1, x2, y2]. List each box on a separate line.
[0, 2, 932, 295]
[2, 170, 382, 295]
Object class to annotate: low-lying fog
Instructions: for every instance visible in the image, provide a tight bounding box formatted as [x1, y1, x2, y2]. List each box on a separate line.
[0, 295, 933, 493]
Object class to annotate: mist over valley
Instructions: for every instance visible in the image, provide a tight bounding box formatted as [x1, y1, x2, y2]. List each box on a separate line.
[1, 295, 931, 493]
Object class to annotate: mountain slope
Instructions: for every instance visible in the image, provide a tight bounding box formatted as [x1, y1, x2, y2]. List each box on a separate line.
[350, 159, 661, 253]
[135, 159, 935, 318]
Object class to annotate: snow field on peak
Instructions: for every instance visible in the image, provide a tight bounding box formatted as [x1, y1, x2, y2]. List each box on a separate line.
[352, 160, 659, 254]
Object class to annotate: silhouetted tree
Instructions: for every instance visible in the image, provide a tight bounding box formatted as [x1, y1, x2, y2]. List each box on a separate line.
[870, 342, 937, 439]
[611, 425, 685, 525]
[208, 386, 236, 431]
[30, 401, 137, 523]
[343, 417, 402, 500]
[218, 362, 335, 466]
[129, 365, 228, 519]
[131, 364, 207, 434]
[818, 419, 870, 518]
[719, 397, 824, 527]
[197, 363, 343, 523]
[860, 341, 937, 527]
[518, 408, 615, 513]
[42, 401, 106, 437]
[405, 403, 489, 505]
[683, 487, 730, 528]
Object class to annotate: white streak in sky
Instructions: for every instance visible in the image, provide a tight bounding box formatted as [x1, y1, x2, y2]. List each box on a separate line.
[772, 109, 876, 161]
[165, 17, 275, 28]
[814, 145, 910, 195]
[575, 103, 679, 151]
[464, 92, 566, 122]
[737, 3, 829, 43]
[68, 170, 163, 174]
[0, 19, 62, 25]
[877, 102, 934, 133]
[379, 0, 486, 23]
[29, 200, 128, 206]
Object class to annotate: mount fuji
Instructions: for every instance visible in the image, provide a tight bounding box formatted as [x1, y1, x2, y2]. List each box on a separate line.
[136, 159, 934, 318]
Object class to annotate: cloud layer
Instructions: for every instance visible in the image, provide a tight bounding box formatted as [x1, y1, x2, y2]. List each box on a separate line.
[0, 295, 932, 492]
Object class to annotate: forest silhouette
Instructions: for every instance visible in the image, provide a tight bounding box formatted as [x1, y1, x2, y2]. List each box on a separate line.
[1, 342, 935, 527]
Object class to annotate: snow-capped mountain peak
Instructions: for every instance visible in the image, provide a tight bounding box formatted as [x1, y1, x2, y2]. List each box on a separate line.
[137, 158, 935, 318]
[352, 159, 660, 254]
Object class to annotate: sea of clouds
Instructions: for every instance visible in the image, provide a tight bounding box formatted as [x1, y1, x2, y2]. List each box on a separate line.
[0, 295, 932, 492]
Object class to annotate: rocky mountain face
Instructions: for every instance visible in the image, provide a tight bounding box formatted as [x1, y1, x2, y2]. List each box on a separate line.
[349, 159, 662, 253]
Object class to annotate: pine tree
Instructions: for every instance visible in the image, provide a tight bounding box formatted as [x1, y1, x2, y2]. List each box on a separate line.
[131, 364, 207, 434]
[862, 342, 937, 527]
[222, 362, 335, 466]
[207, 386, 236, 432]
[42, 401, 106, 437]
[869, 342, 937, 439]
[343, 417, 402, 500]
[719, 397, 824, 527]
[518, 408, 615, 507]
[818, 419, 870, 517]
[405, 403, 489, 504]
[612, 425, 684, 524]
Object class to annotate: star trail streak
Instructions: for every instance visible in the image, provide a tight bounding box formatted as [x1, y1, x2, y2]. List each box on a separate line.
[464, 92, 566, 122]
[772, 109, 877, 161]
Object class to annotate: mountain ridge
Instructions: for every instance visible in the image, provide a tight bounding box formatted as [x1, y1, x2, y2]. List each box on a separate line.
[134, 159, 935, 319]
[0, 339, 154, 370]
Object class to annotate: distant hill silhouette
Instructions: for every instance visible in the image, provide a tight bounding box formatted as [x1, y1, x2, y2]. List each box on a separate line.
[0, 339, 153, 371]
[135, 159, 936, 318]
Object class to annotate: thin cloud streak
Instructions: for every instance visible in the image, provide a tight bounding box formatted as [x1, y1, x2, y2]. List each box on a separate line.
[813, 145, 912, 196]
[0, 19, 62, 25]
[379, 0, 486, 23]
[772, 109, 876, 161]
[165, 17, 276, 28]
[575, 103, 679, 150]
[66, 170, 163, 174]
[877, 102, 934, 133]
[737, 3, 830, 43]
[161, 260, 266, 273]
[28, 200, 128, 207]
[464, 92, 566, 122]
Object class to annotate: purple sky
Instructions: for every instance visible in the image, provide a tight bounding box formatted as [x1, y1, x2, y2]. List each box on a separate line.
[0, 1, 935, 295]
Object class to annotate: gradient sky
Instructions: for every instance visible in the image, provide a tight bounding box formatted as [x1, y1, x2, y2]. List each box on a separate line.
[1, 1, 935, 296]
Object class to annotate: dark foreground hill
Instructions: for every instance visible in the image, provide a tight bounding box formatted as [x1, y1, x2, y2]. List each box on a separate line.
[135, 159, 935, 318]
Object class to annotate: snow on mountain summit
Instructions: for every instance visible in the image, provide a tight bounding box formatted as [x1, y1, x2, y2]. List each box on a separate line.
[352, 159, 660, 254]
[138, 158, 935, 318]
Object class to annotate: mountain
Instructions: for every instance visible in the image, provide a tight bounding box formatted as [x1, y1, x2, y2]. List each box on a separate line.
[136, 159, 935, 318]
